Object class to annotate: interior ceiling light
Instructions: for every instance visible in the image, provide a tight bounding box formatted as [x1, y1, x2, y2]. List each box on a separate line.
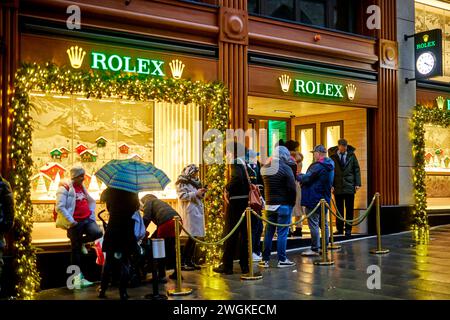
[274, 110, 292, 114]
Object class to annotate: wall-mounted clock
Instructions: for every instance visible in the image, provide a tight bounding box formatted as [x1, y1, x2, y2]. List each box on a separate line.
[416, 51, 436, 76]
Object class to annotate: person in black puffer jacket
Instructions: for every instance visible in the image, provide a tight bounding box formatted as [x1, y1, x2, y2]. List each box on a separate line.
[260, 146, 297, 268]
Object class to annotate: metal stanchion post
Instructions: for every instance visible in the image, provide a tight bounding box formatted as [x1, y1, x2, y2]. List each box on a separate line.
[328, 201, 341, 250]
[314, 200, 334, 266]
[168, 216, 193, 296]
[370, 193, 390, 255]
[145, 239, 168, 300]
[242, 208, 263, 280]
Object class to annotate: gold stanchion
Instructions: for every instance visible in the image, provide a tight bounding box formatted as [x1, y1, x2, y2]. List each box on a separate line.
[328, 200, 341, 250]
[241, 208, 263, 280]
[168, 216, 193, 296]
[370, 193, 390, 255]
[314, 200, 334, 266]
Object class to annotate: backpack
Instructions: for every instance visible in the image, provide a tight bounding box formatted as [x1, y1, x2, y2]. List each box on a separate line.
[53, 183, 70, 222]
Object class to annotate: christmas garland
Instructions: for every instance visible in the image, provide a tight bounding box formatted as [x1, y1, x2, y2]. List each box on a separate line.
[11, 62, 229, 298]
[411, 104, 450, 231]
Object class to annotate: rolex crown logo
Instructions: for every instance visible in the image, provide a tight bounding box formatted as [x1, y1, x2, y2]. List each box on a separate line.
[67, 46, 86, 69]
[346, 83, 357, 101]
[423, 34, 429, 43]
[169, 59, 185, 79]
[279, 74, 291, 93]
[436, 96, 445, 109]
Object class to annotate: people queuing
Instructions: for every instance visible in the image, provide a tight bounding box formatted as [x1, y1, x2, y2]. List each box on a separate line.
[48, 137, 359, 299]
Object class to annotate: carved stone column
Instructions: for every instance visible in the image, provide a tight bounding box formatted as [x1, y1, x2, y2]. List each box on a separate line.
[218, 0, 248, 131]
[369, 0, 400, 205]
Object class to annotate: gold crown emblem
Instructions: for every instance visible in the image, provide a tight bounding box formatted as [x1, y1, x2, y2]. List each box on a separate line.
[346, 83, 357, 101]
[423, 34, 429, 42]
[279, 74, 291, 93]
[436, 96, 445, 109]
[169, 59, 185, 79]
[67, 46, 86, 69]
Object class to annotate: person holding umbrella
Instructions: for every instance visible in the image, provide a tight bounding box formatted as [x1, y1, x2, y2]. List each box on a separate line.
[95, 159, 171, 300]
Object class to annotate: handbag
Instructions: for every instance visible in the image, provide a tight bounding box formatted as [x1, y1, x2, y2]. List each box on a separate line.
[237, 159, 263, 212]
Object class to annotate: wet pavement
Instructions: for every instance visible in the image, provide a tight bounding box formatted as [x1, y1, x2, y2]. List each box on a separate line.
[36, 225, 450, 300]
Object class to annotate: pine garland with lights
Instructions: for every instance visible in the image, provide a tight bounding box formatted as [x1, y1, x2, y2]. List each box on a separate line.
[411, 104, 450, 231]
[11, 62, 229, 297]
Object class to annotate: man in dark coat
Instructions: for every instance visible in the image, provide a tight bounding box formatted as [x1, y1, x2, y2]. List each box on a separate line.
[214, 141, 250, 275]
[141, 194, 181, 282]
[0, 175, 14, 296]
[328, 139, 362, 236]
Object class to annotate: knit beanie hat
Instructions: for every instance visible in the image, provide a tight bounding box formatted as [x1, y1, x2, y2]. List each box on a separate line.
[70, 165, 85, 179]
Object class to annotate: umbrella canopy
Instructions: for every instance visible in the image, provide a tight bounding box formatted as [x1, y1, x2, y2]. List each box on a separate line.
[95, 159, 170, 193]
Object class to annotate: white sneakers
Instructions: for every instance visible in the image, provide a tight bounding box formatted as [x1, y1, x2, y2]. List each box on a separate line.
[258, 259, 296, 268]
[81, 244, 89, 255]
[301, 249, 320, 257]
[277, 259, 296, 268]
[252, 253, 262, 262]
[73, 273, 94, 289]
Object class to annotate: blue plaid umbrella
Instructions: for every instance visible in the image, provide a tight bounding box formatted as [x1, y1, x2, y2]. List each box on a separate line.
[95, 159, 170, 193]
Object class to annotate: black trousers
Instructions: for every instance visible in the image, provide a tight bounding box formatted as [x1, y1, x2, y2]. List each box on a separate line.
[222, 200, 249, 272]
[182, 237, 196, 266]
[67, 219, 103, 268]
[100, 251, 130, 295]
[335, 193, 355, 234]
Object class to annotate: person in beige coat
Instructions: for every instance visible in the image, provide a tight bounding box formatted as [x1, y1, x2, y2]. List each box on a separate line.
[176, 164, 206, 270]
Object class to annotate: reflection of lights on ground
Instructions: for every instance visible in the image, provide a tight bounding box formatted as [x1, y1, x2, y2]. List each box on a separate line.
[198, 266, 231, 300]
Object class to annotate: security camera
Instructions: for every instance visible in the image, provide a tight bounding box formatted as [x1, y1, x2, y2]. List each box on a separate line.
[125, 0, 132, 5]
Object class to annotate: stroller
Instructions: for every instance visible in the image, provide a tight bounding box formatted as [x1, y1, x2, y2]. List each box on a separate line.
[97, 209, 152, 287]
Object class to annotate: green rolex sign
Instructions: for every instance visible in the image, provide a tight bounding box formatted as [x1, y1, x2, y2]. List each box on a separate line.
[294, 80, 344, 98]
[91, 51, 165, 76]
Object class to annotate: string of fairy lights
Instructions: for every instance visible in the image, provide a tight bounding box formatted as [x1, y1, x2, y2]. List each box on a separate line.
[411, 104, 450, 232]
[11, 62, 229, 299]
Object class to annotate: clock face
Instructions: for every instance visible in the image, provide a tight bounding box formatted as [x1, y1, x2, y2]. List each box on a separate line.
[416, 52, 436, 75]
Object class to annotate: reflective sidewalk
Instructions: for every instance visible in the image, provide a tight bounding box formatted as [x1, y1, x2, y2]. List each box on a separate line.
[36, 225, 450, 300]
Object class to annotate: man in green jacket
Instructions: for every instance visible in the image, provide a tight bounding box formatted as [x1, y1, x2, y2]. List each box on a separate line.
[329, 139, 361, 236]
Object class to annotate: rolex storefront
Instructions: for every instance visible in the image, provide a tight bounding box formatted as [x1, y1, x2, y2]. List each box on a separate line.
[19, 32, 217, 248]
[247, 63, 378, 233]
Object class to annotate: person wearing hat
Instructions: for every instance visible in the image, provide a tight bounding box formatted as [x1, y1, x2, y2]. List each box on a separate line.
[297, 145, 335, 256]
[55, 165, 102, 288]
[328, 139, 362, 236]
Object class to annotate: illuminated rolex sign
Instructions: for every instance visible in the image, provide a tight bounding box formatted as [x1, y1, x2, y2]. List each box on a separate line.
[294, 79, 344, 98]
[91, 52, 165, 76]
